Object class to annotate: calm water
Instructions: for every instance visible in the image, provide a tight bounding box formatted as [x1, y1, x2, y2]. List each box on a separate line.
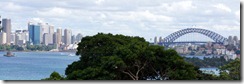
[0, 52, 79, 80]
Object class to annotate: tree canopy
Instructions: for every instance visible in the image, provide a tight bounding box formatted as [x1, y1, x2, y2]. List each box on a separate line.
[64, 33, 203, 80]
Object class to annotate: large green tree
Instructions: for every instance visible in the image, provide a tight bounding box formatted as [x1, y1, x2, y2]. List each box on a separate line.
[218, 58, 240, 80]
[64, 33, 202, 80]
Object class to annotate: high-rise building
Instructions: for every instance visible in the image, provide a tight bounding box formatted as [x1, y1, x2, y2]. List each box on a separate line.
[39, 23, 49, 44]
[28, 23, 41, 45]
[53, 32, 57, 44]
[228, 36, 234, 45]
[233, 36, 238, 42]
[10, 33, 15, 45]
[154, 36, 157, 45]
[64, 29, 71, 45]
[159, 36, 162, 43]
[48, 25, 54, 44]
[57, 28, 62, 46]
[43, 33, 52, 45]
[71, 35, 76, 44]
[22, 30, 29, 42]
[2, 18, 11, 45]
[76, 33, 83, 42]
[0, 32, 6, 44]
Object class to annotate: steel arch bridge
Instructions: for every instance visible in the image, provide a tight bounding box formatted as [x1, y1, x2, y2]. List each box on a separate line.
[161, 28, 227, 45]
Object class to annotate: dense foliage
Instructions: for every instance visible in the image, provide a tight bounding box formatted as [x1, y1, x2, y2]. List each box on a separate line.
[63, 33, 205, 80]
[184, 56, 232, 68]
[218, 58, 240, 80]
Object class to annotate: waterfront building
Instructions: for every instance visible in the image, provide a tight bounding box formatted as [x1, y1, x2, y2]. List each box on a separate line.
[2, 18, 11, 45]
[48, 25, 54, 44]
[0, 32, 6, 44]
[57, 28, 62, 46]
[64, 29, 71, 45]
[71, 35, 76, 44]
[154, 36, 157, 45]
[43, 33, 52, 45]
[159, 36, 162, 43]
[10, 33, 15, 45]
[28, 22, 41, 45]
[76, 33, 83, 42]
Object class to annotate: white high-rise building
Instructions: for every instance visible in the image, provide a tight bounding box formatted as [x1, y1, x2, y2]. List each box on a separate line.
[154, 36, 157, 45]
[57, 28, 62, 46]
[0, 32, 6, 44]
[43, 33, 52, 45]
[49, 25, 54, 44]
[64, 29, 72, 45]
[2, 18, 11, 45]
[76, 33, 83, 42]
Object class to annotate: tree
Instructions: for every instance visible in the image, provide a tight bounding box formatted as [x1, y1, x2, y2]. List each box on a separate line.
[219, 58, 240, 80]
[65, 33, 201, 80]
[42, 71, 65, 80]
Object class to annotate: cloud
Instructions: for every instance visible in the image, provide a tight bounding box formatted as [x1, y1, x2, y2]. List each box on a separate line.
[213, 3, 232, 12]
[1, 2, 24, 12]
[95, 0, 105, 5]
[36, 7, 73, 17]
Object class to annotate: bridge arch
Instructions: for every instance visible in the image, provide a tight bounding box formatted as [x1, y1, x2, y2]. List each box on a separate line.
[162, 28, 227, 43]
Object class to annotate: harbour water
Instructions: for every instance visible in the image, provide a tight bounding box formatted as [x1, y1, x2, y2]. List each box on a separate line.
[0, 52, 79, 80]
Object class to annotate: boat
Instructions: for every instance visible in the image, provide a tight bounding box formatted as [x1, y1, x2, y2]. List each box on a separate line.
[4, 51, 15, 57]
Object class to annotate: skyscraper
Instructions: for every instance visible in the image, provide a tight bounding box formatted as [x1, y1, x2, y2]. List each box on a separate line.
[53, 32, 57, 44]
[43, 33, 51, 45]
[28, 23, 41, 45]
[39, 23, 49, 44]
[57, 28, 62, 46]
[2, 18, 11, 45]
[71, 35, 76, 44]
[154, 36, 157, 45]
[76, 33, 83, 42]
[49, 25, 54, 44]
[0, 32, 6, 44]
[64, 29, 71, 45]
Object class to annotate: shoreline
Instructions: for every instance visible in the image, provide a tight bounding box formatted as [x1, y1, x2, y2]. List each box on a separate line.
[0, 50, 76, 53]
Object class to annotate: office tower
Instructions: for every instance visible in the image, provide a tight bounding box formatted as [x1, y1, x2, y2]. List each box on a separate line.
[49, 25, 54, 44]
[71, 35, 76, 44]
[15, 33, 22, 46]
[2, 18, 11, 45]
[64, 29, 71, 45]
[76, 33, 83, 42]
[53, 32, 57, 44]
[22, 30, 29, 42]
[228, 36, 233, 45]
[159, 36, 162, 43]
[154, 36, 157, 44]
[43, 33, 51, 45]
[57, 28, 62, 46]
[39, 23, 49, 44]
[10, 33, 15, 45]
[0, 32, 6, 44]
[49, 25, 54, 34]
[233, 36, 238, 42]
[28, 23, 41, 45]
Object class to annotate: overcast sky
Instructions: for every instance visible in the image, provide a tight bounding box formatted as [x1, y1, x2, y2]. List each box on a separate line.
[0, 0, 240, 42]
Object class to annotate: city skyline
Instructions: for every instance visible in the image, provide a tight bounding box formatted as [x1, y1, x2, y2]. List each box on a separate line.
[0, 0, 240, 42]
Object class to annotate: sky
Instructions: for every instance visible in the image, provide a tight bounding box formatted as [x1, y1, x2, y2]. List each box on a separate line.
[0, 0, 240, 42]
